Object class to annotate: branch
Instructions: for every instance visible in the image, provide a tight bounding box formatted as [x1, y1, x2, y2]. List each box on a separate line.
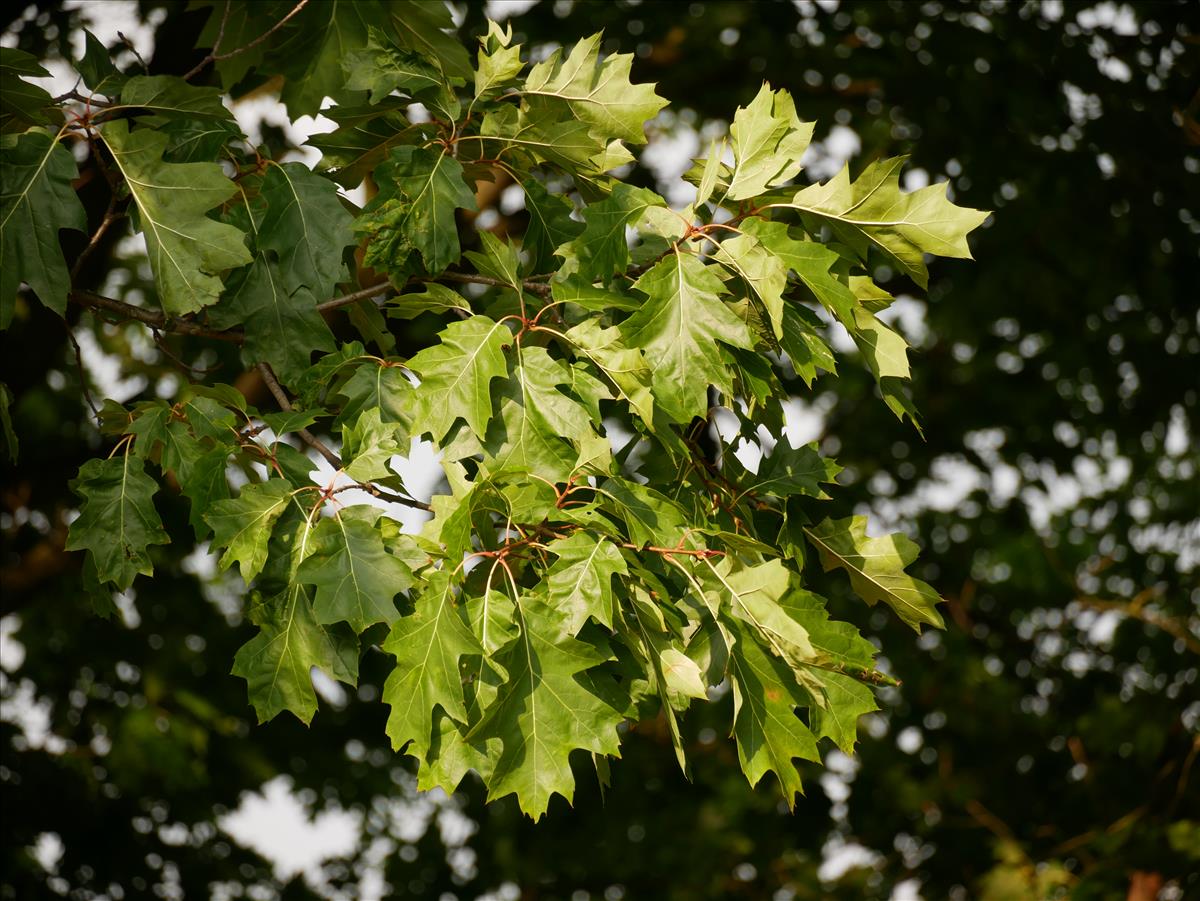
[254, 363, 433, 513]
[315, 282, 394, 313]
[68, 281, 399, 343]
[256, 362, 341, 468]
[52, 89, 113, 107]
[70, 196, 124, 283]
[1075, 595, 1200, 655]
[68, 290, 245, 342]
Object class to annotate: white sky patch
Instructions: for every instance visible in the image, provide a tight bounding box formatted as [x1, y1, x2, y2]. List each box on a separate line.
[0, 615, 26, 672]
[642, 115, 702, 208]
[220, 776, 362, 885]
[802, 125, 861, 181]
[1076, 2, 1139, 36]
[818, 835, 882, 882]
[876, 296, 929, 346]
[486, 0, 539, 21]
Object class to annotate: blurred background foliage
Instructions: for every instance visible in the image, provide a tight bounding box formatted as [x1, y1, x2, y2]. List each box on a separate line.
[1, 1, 1198, 899]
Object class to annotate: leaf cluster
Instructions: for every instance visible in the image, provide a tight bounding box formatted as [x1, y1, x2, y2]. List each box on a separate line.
[0, 9, 987, 818]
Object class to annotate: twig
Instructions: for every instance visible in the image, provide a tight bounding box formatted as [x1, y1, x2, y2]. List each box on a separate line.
[65, 325, 100, 420]
[117, 32, 149, 73]
[256, 364, 431, 512]
[315, 282, 394, 313]
[182, 1, 233, 81]
[70, 197, 123, 284]
[256, 362, 341, 468]
[184, 0, 310, 81]
[52, 88, 113, 107]
[432, 271, 553, 297]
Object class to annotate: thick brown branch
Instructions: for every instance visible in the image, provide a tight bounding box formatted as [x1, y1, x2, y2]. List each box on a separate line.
[68, 290, 245, 342]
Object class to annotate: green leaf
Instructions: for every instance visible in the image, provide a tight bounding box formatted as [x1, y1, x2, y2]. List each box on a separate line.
[0, 383, 16, 463]
[117, 75, 233, 120]
[98, 120, 251, 316]
[407, 315, 511, 441]
[386, 283, 472, 320]
[340, 406, 404, 482]
[257, 162, 356, 298]
[740, 217, 856, 327]
[213, 257, 335, 387]
[0, 48, 54, 132]
[779, 305, 837, 386]
[544, 533, 629, 633]
[805, 515, 945, 632]
[474, 19, 524, 98]
[730, 439, 842, 500]
[178, 447, 232, 540]
[233, 583, 360, 725]
[782, 156, 989, 287]
[564, 319, 656, 428]
[359, 146, 477, 274]
[599, 478, 690, 549]
[232, 509, 359, 725]
[76, 30, 126, 96]
[808, 670, 878, 755]
[713, 230, 789, 338]
[383, 569, 483, 759]
[343, 27, 446, 104]
[724, 84, 813, 201]
[296, 506, 413, 632]
[482, 344, 603, 482]
[851, 306, 910, 381]
[204, 479, 295, 584]
[1, 130, 87, 323]
[712, 559, 817, 668]
[558, 183, 664, 282]
[309, 100, 414, 188]
[334, 360, 415, 428]
[384, 0, 473, 81]
[272, 0, 380, 118]
[66, 455, 170, 591]
[727, 618, 821, 806]
[468, 593, 623, 819]
[622, 250, 753, 423]
[522, 32, 667, 146]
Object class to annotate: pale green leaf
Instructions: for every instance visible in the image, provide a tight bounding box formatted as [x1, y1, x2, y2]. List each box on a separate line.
[725, 84, 813, 201]
[522, 32, 667, 146]
[544, 532, 628, 633]
[727, 618, 821, 806]
[781, 156, 989, 287]
[408, 315, 511, 441]
[469, 593, 623, 819]
[98, 120, 251, 315]
[805, 515, 945, 632]
[622, 250, 753, 423]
